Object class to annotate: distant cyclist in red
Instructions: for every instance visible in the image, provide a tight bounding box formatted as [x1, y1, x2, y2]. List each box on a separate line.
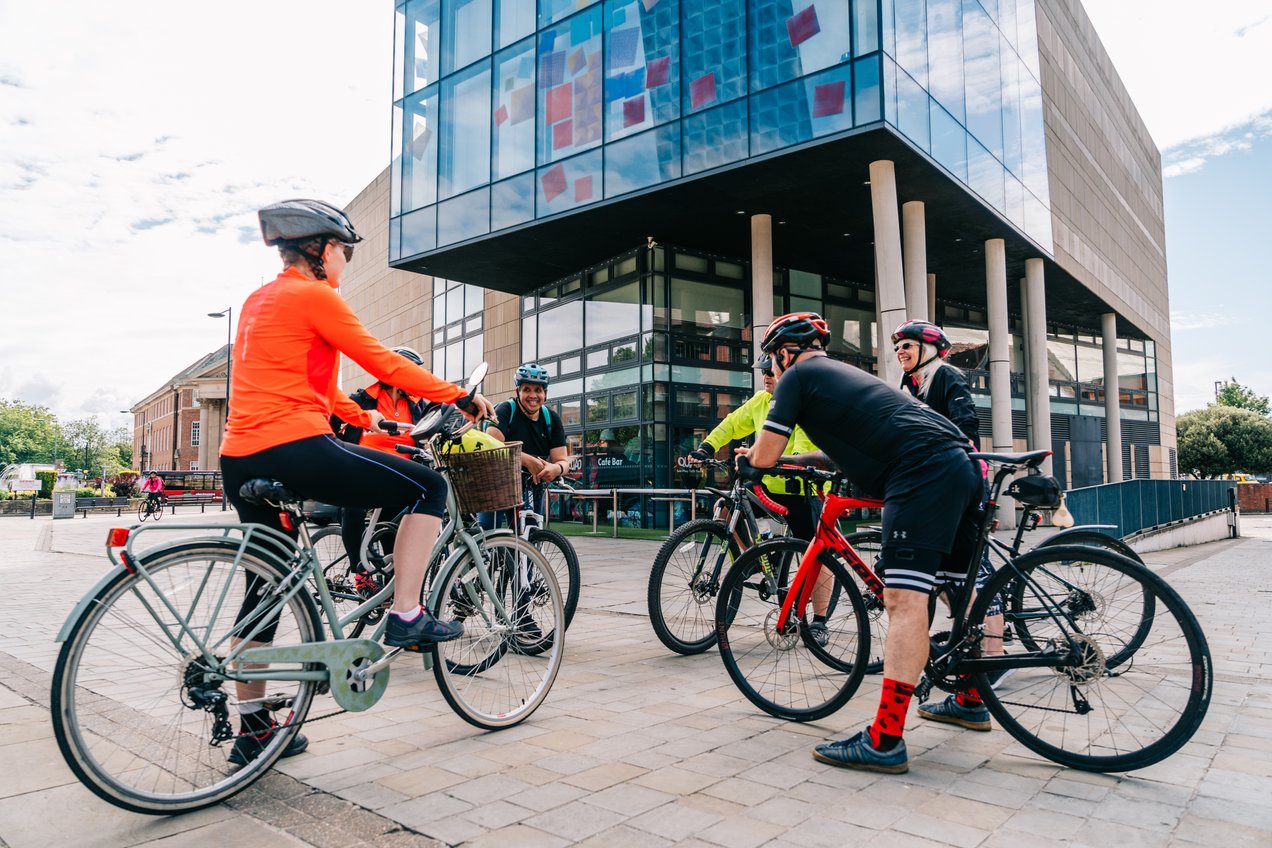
[219, 199, 494, 765]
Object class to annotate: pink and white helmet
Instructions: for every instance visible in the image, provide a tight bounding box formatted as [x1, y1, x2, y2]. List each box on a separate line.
[891, 320, 951, 358]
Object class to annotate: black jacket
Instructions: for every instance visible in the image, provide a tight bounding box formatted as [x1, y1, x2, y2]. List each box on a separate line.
[901, 365, 980, 443]
[329, 385, 428, 444]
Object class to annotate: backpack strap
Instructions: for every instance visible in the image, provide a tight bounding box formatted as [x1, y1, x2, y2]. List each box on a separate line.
[505, 398, 551, 430]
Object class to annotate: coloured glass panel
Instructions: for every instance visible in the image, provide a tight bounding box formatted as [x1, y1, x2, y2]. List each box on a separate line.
[604, 0, 680, 141]
[537, 7, 604, 164]
[492, 38, 537, 179]
[681, 0, 747, 114]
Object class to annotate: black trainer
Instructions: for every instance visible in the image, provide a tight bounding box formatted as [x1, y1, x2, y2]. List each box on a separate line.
[384, 607, 464, 649]
[227, 723, 309, 766]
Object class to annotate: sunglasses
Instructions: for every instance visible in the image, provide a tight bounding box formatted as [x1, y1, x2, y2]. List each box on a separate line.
[894, 341, 919, 352]
[761, 370, 774, 378]
[332, 241, 355, 261]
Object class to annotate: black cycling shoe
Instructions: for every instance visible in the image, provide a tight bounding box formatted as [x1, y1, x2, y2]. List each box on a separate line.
[227, 725, 309, 766]
[384, 607, 464, 649]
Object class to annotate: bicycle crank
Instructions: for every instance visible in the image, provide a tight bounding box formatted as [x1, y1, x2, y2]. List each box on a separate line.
[237, 639, 390, 711]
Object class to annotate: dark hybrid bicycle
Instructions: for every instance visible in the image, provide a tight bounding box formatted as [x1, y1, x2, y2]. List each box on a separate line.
[715, 450, 1212, 772]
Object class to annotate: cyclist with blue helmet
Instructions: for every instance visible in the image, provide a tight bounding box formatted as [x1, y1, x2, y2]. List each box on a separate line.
[483, 363, 569, 526]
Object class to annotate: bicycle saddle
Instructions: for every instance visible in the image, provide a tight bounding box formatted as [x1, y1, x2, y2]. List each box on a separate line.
[238, 479, 300, 506]
[968, 448, 1052, 468]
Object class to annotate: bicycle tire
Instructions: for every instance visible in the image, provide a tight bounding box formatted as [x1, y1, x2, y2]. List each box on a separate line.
[1011, 532, 1154, 667]
[137, 500, 148, 521]
[430, 536, 564, 729]
[970, 545, 1212, 772]
[647, 519, 735, 655]
[715, 538, 870, 722]
[840, 529, 887, 674]
[152, 500, 163, 521]
[312, 525, 376, 639]
[51, 541, 322, 814]
[529, 527, 581, 629]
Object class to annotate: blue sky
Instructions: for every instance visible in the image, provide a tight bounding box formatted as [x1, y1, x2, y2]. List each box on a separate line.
[0, 0, 1268, 427]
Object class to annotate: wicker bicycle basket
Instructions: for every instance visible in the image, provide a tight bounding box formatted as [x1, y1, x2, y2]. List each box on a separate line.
[443, 441, 523, 514]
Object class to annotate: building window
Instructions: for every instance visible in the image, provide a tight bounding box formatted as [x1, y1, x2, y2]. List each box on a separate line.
[190, 462, 200, 471]
[191, 421, 201, 447]
[431, 279, 486, 381]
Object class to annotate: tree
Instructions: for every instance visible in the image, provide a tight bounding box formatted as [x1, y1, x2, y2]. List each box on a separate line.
[60, 418, 116, 474]
[1215, 379, 1270, 416]
[0, 399, 59, 466]
[1177, 405, 1272, 478]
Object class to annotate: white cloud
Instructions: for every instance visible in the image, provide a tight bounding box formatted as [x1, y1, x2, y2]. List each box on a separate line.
[1083, 1, 1272, 152]
[1170, 312, 1238, 332]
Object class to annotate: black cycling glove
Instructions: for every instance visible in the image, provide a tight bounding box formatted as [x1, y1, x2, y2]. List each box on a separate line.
[688, 445, 711, 462]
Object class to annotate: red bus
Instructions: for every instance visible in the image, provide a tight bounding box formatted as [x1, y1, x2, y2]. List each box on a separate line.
[152, 471, 223, 499]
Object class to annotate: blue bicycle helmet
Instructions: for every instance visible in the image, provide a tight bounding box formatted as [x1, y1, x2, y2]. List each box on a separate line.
[514, 363, 550, 387]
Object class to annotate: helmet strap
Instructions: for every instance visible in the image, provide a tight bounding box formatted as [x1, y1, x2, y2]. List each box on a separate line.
[904, 350, 940, 377]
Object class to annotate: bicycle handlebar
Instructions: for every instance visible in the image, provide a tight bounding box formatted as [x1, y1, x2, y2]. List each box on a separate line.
[750, 485, 788, 517]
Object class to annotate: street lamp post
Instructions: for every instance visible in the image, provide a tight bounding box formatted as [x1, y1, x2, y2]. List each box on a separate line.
[208, 308, 232, 510]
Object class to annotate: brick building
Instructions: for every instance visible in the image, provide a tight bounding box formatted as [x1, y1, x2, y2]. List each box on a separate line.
[125, 346, 230, 472]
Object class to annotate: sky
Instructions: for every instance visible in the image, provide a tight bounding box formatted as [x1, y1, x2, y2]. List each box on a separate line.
[0, 1, 1269, 432]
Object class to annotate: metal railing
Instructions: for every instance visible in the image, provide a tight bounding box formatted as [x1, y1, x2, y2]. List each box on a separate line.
[1064, 479, 1237, 538]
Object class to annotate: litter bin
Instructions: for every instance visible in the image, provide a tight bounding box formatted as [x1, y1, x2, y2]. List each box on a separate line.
[53, 490, 76, 519]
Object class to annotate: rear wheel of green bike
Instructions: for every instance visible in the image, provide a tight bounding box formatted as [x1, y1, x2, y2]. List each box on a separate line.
[972, 546, 1211, 772]
[51, 541, 322, 814]
[716, 538, 870, 722]
[431, 536, 564, 729]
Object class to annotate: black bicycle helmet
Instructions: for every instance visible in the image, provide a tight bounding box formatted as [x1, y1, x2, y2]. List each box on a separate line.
[258, 199, 362, 246]
[514, 363, 550, 387]
[891, 319, 951, 357]
[760, 312, 831, 353]
[392, 345, 424, 366]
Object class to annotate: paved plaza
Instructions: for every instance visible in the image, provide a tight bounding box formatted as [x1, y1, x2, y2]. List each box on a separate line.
[0, 511, 1269, 848]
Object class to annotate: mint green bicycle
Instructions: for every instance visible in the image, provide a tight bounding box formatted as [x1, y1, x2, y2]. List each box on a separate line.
[50, 382, 565, 814]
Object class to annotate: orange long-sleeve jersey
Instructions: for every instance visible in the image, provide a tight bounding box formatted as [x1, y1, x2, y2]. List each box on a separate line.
[221, 268, 465, 457]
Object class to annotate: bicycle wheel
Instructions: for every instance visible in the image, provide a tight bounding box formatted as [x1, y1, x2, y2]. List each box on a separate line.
[647, 519, 734, 655]
[312, 526, 375, 639]
[715, 538, 870, 722]
[152, 500, 163, 521]
[137, 500, 148, 521]
[1010, 535, 1154, 667]
[51, 541, 322, 814]
[431, 536, 564, 730]
[529, 527, 581, 629]
[971, 546, 1212, 772]
[841, 529, 887, 674]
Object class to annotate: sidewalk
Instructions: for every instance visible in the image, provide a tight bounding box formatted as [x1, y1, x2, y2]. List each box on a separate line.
[1, 513, 1269, 847]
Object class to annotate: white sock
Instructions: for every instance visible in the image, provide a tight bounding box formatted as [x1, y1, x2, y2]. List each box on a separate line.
[391, 606, 422, 622]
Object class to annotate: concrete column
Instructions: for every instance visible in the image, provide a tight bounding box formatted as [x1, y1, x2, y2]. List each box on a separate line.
[1102, 311, 1123, 483]
[197, 405, 210, 470]
[1024, 259, 1052, 474]
[986, 238, 1015, 528]
[869, 161, 906, 386]
[902, 201, 928, 322]
[751, 213, 774, 385]
[926, 273, 937, 322]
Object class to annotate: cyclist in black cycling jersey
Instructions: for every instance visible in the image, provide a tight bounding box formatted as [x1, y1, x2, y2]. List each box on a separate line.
[744, 312, 983, 774]
[483, 363, 569, 527]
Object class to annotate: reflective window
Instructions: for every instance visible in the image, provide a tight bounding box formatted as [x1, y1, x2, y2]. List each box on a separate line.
[437, 188, 491, 245]
[967, 137, 1004, 213]
[853, 54, 881, 124]
[586, 282, 651, 345]
[962, 0, 1002, 159]
[402, 87, 439, 212]
[495, 0, 534, 48]
[443, 0, 492, 73]
[682, 99, 749, 175]
[400, 205, 437, 257]
[404, 0, 442, 94]
[893, 0, 928, 86]
[492, 39, 537, 180]
[681, 0, 747, 116]
[751, 63, 853, 155]
[749, 0, 852, 92]
[896, 67, 929, 151]
[491, 173, 535, 230]
[541, 0, 599, 27]
[824, 302, 876, 360]
[536, 148, 603, 216]
[391, 104, 404, 216]
[1046, 337, 1077, 383]
[670, 279, 745, 338]
[537, 7, 603, 165]
[604, 0, 680, 142]
[439, 61, 491, 199]
[930, 100, 967, 179]
[926, 0, 963, 121]
[538, 299, 584, 358]
[853, 0, 879, 55]
[999, 35, 1023, 177]
[605, 124, 681, 197]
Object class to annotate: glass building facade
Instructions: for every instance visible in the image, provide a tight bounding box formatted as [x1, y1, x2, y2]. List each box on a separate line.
[389, 0, 1051, 263]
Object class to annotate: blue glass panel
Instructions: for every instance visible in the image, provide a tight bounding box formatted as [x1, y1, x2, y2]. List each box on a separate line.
[541, 0, 600, 28]
[749, 0, 852, 92]
[402, 86, 439, 211]
[391, 104, 404, 216]
[682, 99, 749, 174]
[604, 0, 680, 142]
[929, 99, 966, 179]
[895, 67, 928, 150]
[881, 0, 895, 56]
[1024, 191, 1051, 247]
[605, 124, 681, 196]
[437, 187, 492, 245]
[882, 54, 897, 125]
[443, 0, 492, 72]
[404, 0, 442, 94]
[999, 34, 1022, 177]
[536, 147, 603, 215]
[853, 0, 879, 55]
[853, 53, 881, 124]
[1015, 0, 1040, 79]
[537, 7, 604, 164]
[751, 63, 853, 155]
[962, 0, 1002, 159]
[681, 0, 747, 114]
[1019, 59, 1047, 199]
[495, 0, 535, 48]
[439, 60, 491, 199]
[893, 0, 926, 86]
[390, 216, 403, 262]
[394, 7, 407, 101]
[400, 205, 437, 256]
[967, 137, 1004, 212]
[998, 0, 1017, 51]
[926, 0, 963, 121]
[493, 39, 537, 179]
[492, 173, 536, 229]
[1004, 172, 1025, 230]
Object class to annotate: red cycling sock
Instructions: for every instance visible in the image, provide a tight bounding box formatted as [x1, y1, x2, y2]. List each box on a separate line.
[956, 677, 983, 707]
[868, 678, 915, 751]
